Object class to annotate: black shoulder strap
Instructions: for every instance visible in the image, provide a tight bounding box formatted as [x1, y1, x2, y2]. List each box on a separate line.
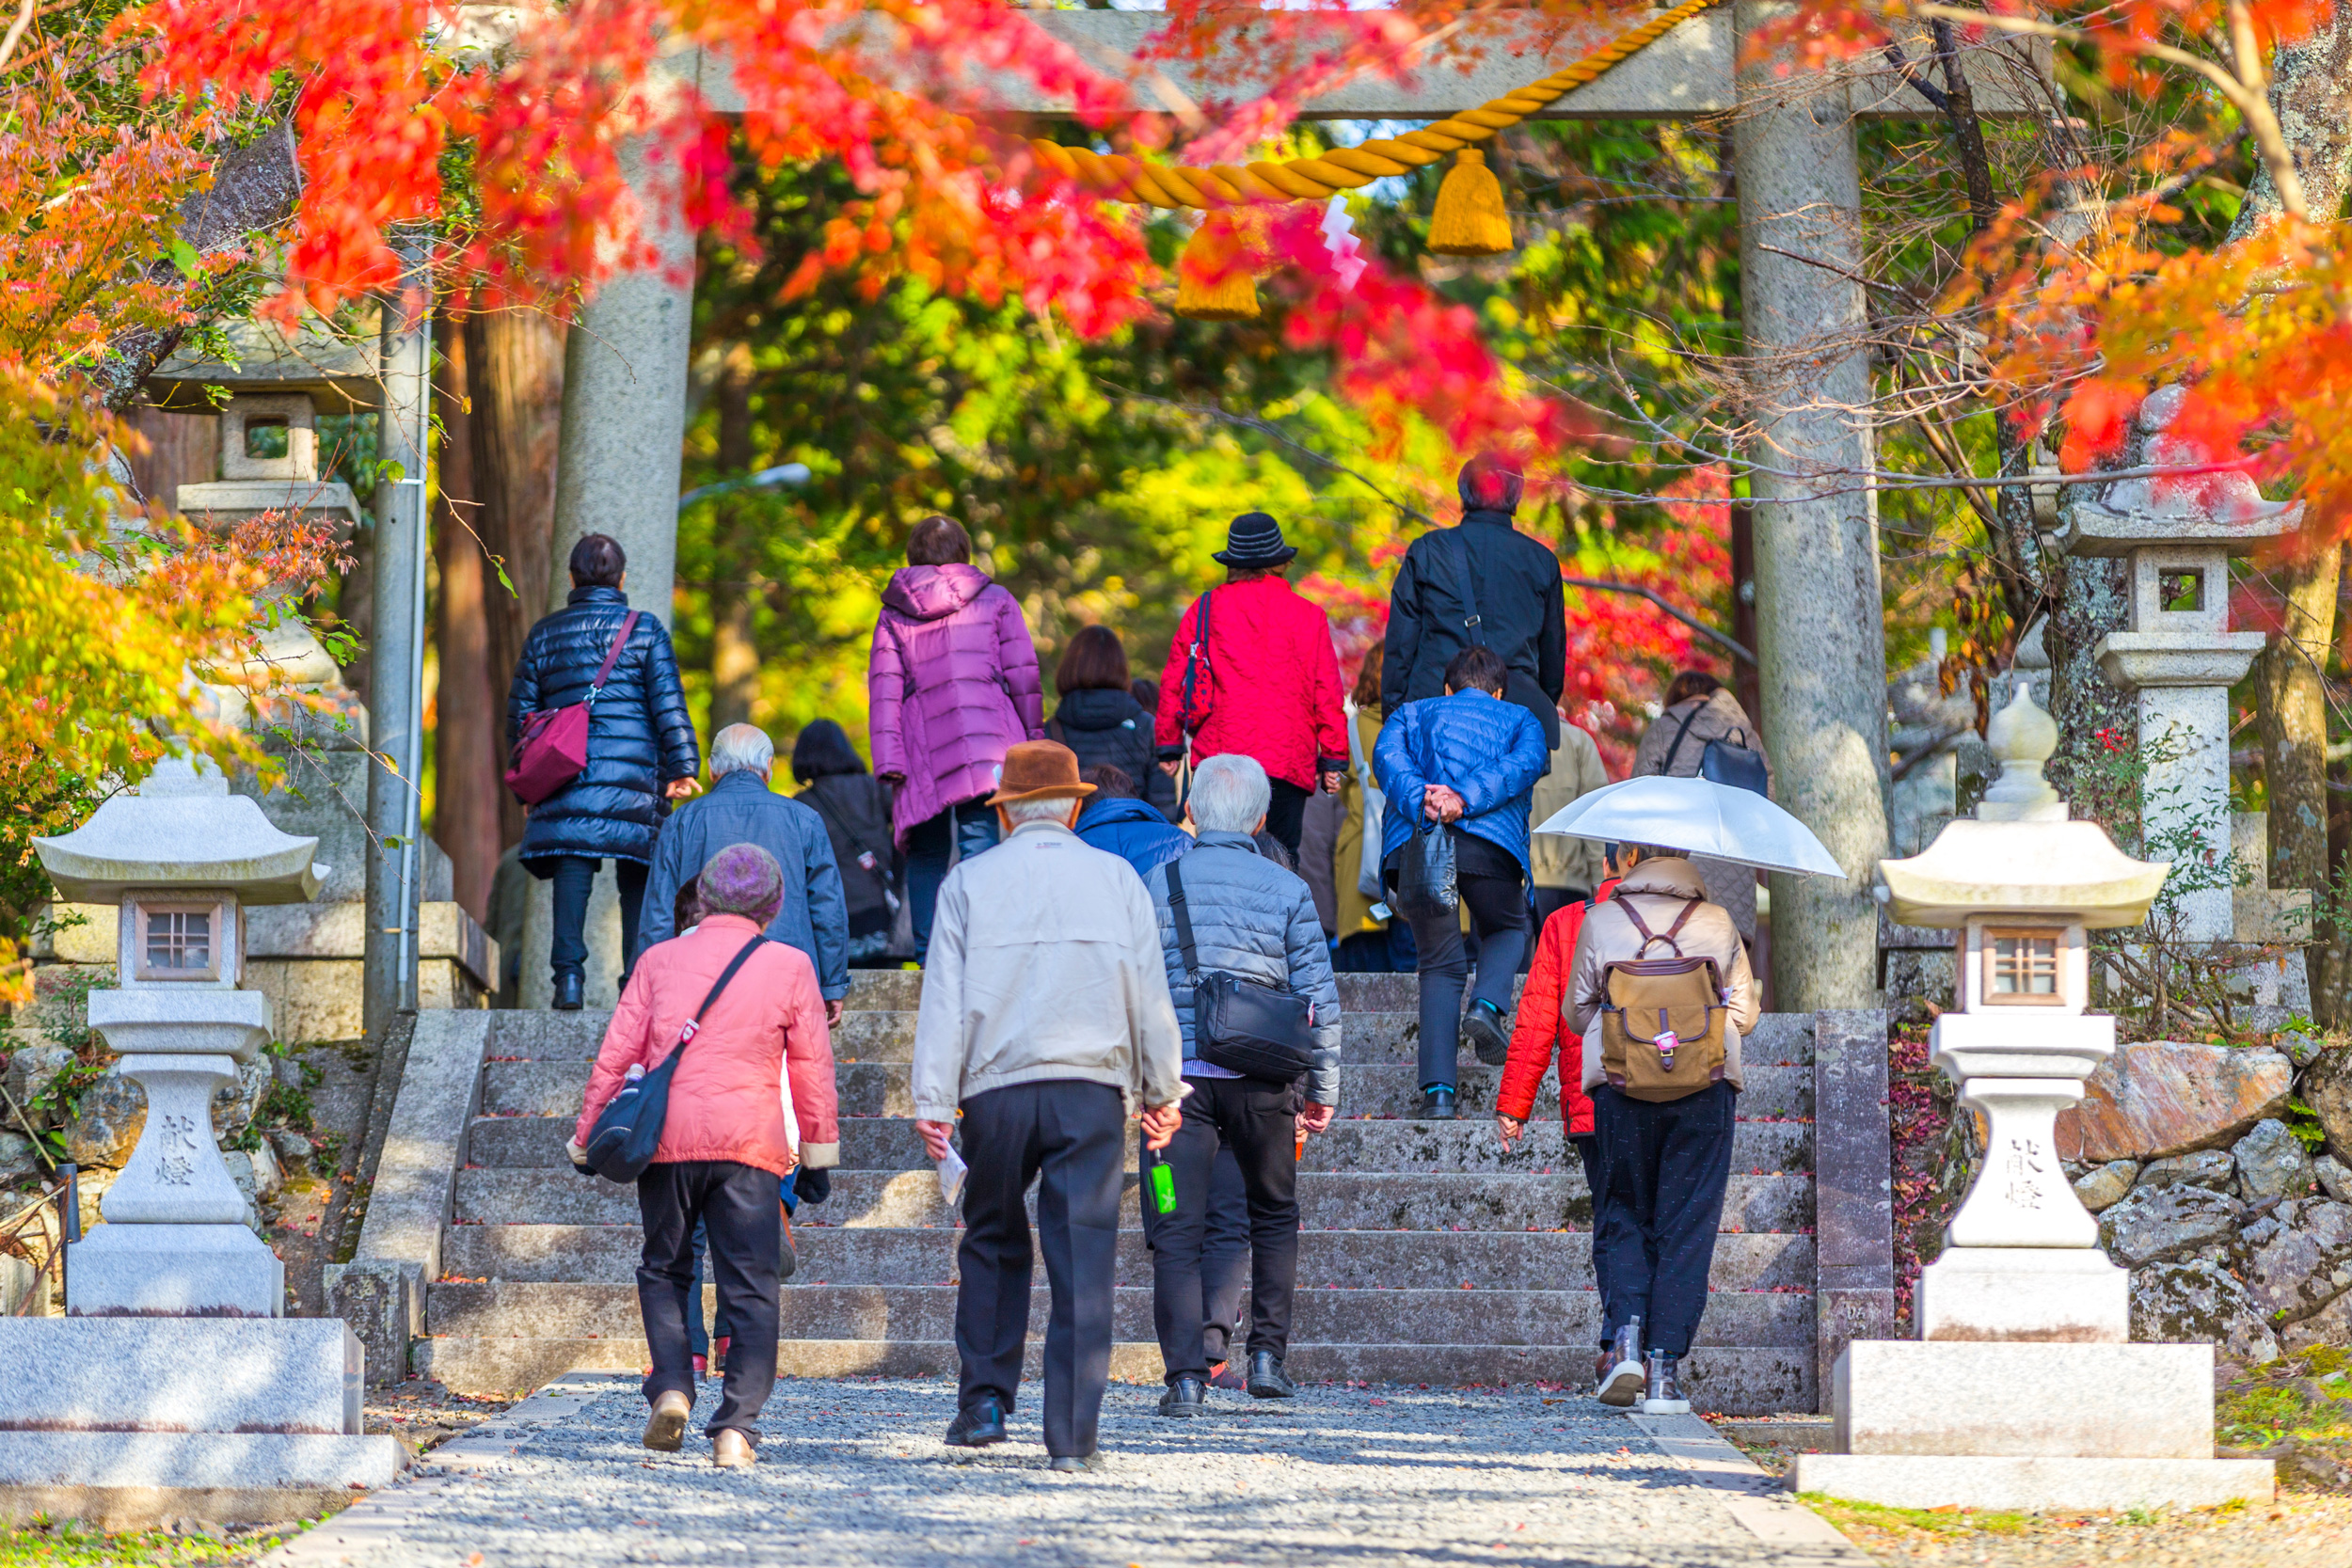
[1165, 853, 1201, 976]
[1045, 716, 1067, 745]
[675, 934, 770, 1053]
[1442, 528, 1485, 647]
[1659, 702, 1705, 776]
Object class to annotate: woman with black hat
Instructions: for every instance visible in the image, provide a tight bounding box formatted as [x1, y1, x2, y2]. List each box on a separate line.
[1148, 512, 1349, 858]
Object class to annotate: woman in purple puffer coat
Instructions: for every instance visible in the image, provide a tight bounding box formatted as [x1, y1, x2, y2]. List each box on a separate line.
[867, 515, 1045, 959]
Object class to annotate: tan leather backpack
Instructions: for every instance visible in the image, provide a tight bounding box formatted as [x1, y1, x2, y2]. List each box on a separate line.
[1597, 895, 1728, 1102]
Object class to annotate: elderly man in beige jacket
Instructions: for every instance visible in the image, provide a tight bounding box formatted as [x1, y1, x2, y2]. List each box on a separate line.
[1566, 847, 1758, 1411]
[913, 740, 1185, 1471]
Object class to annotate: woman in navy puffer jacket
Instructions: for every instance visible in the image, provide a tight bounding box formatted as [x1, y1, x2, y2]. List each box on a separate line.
[866, 515, 1044, 959]
[1375, 644, 1549, 1120]
[506, 533, 701, 1009]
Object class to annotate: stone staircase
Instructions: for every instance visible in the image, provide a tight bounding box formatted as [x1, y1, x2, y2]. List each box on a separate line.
[415, 972, 1827, 1413]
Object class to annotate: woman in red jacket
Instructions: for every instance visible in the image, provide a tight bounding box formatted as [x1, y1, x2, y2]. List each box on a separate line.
[1495, 854, 1631, 1180]
[1152, 513, 1349, 858]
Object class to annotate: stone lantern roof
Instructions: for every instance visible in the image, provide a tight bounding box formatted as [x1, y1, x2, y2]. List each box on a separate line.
[32, 757, 323, 905]
[1878, 688, 2169, 929]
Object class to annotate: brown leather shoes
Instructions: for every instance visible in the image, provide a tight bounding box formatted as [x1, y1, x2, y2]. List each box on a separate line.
[712, 1429, 756, 1468]
[644, 1390, 691, 1451]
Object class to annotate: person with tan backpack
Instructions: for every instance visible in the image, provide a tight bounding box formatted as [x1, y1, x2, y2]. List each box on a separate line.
[1565, 845, 1758, 1412]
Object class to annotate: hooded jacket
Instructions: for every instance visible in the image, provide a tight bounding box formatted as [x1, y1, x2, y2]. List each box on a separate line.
[1375, 690, 1550, 880]
[1565, 857, 1759, 1092]
[1381, 471, 1568, 751]
[1150, 575, 1349, 791]
[576, 913, 841, 1175]
[867, 563, 1044, 847]
[1047, 686, 1158, 784]
[1076, 794, 1194, 879]
[1141, 831, 1343, 1107]
[634, 768, 851, 1000]
[506, 584, 700, 867]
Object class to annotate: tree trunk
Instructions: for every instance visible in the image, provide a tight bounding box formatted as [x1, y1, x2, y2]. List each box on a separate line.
[1729, 500, 1762, 736]
[462, 309, 566, 849]
[431, 313, 501, 923]
[706, 343, 761, 734]
[2043, 552, 2136, 831]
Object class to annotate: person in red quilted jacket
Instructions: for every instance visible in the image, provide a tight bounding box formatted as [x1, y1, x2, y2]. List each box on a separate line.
[1152, 513, 1349, 858]
[1494, 856, 1625, 1170]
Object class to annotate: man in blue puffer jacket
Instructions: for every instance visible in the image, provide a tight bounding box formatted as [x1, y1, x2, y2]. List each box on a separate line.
[1140, 753, 1342, 1415]
[1074, 766, 1192, 878]
[1375, 645, 1550, 1120]
[506, 533, 702, 1009]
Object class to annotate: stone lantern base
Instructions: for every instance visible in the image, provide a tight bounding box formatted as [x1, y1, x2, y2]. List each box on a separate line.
[1792, 1342, 2272, 1510]
[0, 1319, 403, 1528]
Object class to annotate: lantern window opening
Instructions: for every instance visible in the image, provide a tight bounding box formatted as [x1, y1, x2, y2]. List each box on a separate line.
[1983, 927, 2064, 1006]
[134, 899, 224, 982]
[2158, 568, 2205, 613]
[244, 417, 292, 460]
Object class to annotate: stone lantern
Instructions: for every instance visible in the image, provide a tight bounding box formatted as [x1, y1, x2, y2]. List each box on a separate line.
[33, 756, 322, 1318]
[0, 757, 400, 1526]
[1790, 689, 2276, 1511]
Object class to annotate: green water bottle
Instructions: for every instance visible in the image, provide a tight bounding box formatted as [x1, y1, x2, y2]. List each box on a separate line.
[1148, 1152, 1177, 1215]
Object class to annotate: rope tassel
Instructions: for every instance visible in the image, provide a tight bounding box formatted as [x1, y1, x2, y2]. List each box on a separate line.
[1174, 212, 1263, 322]
[1428, 149, 1512, 258]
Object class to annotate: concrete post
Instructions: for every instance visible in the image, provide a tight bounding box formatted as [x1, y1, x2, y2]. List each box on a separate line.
[1733, 7, 1891, 1010]
[362, 245, 433, 1036]
[519, 141, 698, 1008]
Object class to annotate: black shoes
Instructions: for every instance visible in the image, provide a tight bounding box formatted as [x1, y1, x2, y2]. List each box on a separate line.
[1157, 1377, 1206, 1418]
[1246, 1351, 1295, 1400]
[1046, 1452, 1102, 1473]
[1644, 1352, 1689, 1413]
[945, 1394, 1008, 1447]
[1462, 1000, 1511, 1067]
[1417, 1085, 1457, 1120]
[1597, 1318, 1645, 1408]
[551, 970, 585, 1011]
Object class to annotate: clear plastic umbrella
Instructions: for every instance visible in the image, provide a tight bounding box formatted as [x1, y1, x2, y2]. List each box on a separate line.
[1532, 774, 1845, 878]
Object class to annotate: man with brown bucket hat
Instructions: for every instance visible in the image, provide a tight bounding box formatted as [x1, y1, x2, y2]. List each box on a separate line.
[912, 740, 1186, 1470]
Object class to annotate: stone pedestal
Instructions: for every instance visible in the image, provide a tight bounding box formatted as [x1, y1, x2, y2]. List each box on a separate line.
[1915, 1247, 2128, 1343]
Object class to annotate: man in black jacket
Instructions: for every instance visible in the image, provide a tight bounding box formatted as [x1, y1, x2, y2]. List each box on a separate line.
[1380, 455, 1568, 752]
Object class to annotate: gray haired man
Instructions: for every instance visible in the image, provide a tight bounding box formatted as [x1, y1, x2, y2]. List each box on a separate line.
[639, 723, 850, 1027]
[1141, 752, 1342, 1415]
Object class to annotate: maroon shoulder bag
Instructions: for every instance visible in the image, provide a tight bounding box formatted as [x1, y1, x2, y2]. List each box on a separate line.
[505, 610, 641, 805]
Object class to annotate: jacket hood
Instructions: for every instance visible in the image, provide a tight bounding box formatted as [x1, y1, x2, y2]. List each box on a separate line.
[790, 718, 867, 782]
[1079, 795, 1173, 828]
[565, 583, 629, 608]
[882, 562, 992, 621]
[1618, 857, 1708, 900]
[1053, 688, 1147, 732]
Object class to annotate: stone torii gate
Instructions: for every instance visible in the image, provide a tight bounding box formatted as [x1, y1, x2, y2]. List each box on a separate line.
[530, 6, 2045, 1009]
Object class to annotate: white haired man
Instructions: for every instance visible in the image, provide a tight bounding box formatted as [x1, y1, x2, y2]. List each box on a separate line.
[640, 722, 850, 1038]
[1141, 752, 1342, 1414]
[913, 740, 1185, 1471]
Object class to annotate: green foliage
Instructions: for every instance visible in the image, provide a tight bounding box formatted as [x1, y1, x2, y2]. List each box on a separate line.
[0, 1521, 283, 1568]
[2284, 1098, 2329, 1153]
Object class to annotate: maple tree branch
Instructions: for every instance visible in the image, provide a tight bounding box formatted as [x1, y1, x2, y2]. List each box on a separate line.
[1560, 578, 1756, 665]
[1908, 1, 2307, 220]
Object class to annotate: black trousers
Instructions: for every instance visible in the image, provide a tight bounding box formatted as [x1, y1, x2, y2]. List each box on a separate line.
[956, 1080, 1125, 1459]
[1591, 1082, 1736, 1358]
[549, 855, 649, 979]
[1395, 856, 1529, 1090]
[1263, 779, 1311, 859]
[1148, 1075, 1300, 1384]
[637, 1160, 782, 1438]
[1140, 1140, 1251, 1365]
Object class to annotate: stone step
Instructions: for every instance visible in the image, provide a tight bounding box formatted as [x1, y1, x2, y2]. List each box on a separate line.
[468, 1088, 1814, 1173]
[489, 1006, 1820, 1069]
[481, 1058, 1821, 1127]
[426, 1279, 1814, 1348]
[453, 1166, 1810, 1234]
[440, 1225, 1815, 1291]
[413, 1335, 1812, 1414]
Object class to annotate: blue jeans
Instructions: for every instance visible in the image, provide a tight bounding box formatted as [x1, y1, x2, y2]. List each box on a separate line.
[906, 800, 1000, 962]
[548, 856, 648, 981]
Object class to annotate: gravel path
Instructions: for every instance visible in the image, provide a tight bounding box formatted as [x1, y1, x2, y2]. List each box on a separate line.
[274, 1375, 1862, 1568]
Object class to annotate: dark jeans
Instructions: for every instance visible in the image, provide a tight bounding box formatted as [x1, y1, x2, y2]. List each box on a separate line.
[637, 1160, 782, 1438]
[1332, 923, 1418, 974]
[1591, 1082, 1736, 1358]
[687, 1190, 797, 1357]
[548, 855, 649, 981]
[1140, 1141, 1250, 1365]
[1148, 1075, 1301, 1384]
[1396, 856, 1529, 1091]
[1263, 780, 1311, 860]
[956, 1080, 1125, 1458]
[906, 800, 1000, 962]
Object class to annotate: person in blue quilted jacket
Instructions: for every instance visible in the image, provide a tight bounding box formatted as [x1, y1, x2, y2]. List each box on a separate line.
[506, 532, 702, 1010]
[1375, 644, 1549, 1119]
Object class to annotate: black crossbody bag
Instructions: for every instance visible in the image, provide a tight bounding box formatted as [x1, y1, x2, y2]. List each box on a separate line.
[1166, 856, 1319, 1084]
[581, 934, 770, 1182]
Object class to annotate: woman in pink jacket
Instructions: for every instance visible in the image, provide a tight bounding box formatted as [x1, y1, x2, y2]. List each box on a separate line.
[866, 515, 1044, 959]
[571, 844, 839, 1469]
